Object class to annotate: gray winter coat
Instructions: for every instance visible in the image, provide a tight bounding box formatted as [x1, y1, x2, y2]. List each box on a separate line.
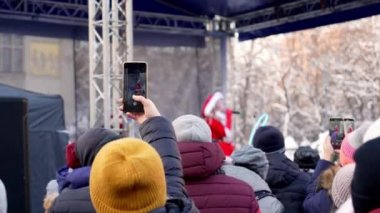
[222, 145, 284, 213]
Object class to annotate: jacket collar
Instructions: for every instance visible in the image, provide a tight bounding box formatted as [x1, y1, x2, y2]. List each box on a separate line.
[57, 166, 91, 192]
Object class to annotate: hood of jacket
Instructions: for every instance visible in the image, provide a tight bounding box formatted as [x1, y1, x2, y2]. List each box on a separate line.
[231, 145, 269, 179]
[265, 152, 301, 188]
[56, 166, 91, 193]
[75, 128, 121, 166]
[178, 142, 225, 180]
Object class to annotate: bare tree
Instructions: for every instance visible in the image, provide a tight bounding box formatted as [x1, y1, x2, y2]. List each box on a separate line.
[228, 15, 380, 145]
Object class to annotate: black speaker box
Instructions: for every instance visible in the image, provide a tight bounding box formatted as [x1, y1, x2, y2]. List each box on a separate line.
[0, 97, 30, 213]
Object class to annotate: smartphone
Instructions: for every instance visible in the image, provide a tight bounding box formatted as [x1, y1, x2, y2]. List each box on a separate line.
[344, 118, 355, 135]
[329, 118, 345, 149]
[123, 62, 147, 113]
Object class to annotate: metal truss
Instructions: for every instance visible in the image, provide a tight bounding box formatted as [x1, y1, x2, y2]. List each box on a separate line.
[88, 0, 132, 131]
[0, 0, 210, 36]
[233, 0, 380, 34]
[2, 0, 380, 36]
[0, 0, 88, 26]
[134, 11, 207, 36]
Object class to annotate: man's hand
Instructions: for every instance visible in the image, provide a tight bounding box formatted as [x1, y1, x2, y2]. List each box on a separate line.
[118, 95, 160, 125]
[322, 135, 335, 162]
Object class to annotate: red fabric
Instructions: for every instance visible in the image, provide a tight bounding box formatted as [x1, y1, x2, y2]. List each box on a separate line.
[206, 118, 226, 140]
[66, 143, 81, 169]
[370, 209, 380, 213]
[185, 175, 260, 213]
[217, 141, 234, 156]
[178, 142, 260, 213]
[204, 110, 235, 156]
[226, 108, 233, 129]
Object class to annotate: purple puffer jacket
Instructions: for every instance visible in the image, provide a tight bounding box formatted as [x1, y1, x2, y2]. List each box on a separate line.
[303, 160, 334, 213]
[178, 142, 260, 213]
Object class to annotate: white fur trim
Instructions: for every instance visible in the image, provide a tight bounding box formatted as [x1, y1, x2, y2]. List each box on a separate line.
[204, 92, 223, 117]
[215, 110, 226, 125]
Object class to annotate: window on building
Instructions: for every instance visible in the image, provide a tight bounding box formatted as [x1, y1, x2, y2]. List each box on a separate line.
[0, 34, 24, 73]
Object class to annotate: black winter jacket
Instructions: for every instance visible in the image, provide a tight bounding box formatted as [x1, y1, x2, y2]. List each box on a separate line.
[141, 116, 198, 213]
[49, 187, 94, 213]
[49, 128, 119, 213]
[266, 152, 310, 213]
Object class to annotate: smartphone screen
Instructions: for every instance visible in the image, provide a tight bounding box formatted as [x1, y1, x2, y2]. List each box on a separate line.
[123, 62, 147, 113]
[329, 118, 345, 149]
[344, 118, 355, 135]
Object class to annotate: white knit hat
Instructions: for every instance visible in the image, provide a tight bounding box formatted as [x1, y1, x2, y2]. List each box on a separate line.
[363, 118, 380, 143]
[172, 114, 212, 143]
[332, 164, 356, 208]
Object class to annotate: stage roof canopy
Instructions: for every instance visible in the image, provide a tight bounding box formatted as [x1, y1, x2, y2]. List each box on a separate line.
[1, 0, 380, 42]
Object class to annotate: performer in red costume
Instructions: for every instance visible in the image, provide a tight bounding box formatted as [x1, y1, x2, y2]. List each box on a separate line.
[201, 91, 235, 156]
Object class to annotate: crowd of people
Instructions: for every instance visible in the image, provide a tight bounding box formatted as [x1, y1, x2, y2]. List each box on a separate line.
[1, 92, 378, 213]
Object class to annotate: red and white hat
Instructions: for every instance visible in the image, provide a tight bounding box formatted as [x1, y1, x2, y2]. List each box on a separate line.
[201, 92, 224, 118]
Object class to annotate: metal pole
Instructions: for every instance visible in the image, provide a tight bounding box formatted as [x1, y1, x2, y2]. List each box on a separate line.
[88, 0, 96, 127]
[102, 0, 111, 128]
[126, 0, 134, 61]
[125, 0, 136, 136]
[111, 0, 120, 129]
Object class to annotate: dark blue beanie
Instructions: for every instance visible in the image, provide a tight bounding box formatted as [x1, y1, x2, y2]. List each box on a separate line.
[253, 126, 285, 153]
[351, 137, 380, 213]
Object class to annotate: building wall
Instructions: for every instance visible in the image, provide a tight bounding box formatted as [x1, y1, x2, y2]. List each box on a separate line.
[0, 33, 75, 129]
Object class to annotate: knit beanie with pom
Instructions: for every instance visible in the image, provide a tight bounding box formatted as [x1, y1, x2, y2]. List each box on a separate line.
[340, 122, 371, 166]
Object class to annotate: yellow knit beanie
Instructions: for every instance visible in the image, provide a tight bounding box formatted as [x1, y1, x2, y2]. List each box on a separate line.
[90, 138, 167, 213]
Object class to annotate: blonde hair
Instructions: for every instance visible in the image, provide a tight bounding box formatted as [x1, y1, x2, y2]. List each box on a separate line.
[43, 192, 58, 213]
[318, 165, 340, 195]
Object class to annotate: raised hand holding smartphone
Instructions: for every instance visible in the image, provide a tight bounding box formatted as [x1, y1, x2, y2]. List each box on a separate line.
[118, 96, 160, 125]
